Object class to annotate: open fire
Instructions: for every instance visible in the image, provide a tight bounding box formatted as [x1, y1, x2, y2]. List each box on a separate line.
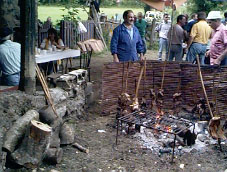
[116, 109, 195, 162]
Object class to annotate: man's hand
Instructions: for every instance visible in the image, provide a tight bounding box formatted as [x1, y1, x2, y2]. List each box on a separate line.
[205, 50, 210, 57]
[113, 54, 119, 62]
[214, 58, 221, 65]
[140, 54, 144, 61]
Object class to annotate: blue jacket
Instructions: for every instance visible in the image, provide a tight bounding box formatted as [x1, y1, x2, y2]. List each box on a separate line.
[110, 24, 144, 62]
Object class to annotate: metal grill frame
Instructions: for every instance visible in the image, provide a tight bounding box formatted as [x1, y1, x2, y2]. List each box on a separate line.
[115, 109, 195, 162]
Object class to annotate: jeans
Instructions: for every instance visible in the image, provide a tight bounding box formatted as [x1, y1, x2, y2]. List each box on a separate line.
[168, 44, 183, 62]
[186, 42, 207, 65]
[158, 38, 168, 60]
[0, 73, 20, 86]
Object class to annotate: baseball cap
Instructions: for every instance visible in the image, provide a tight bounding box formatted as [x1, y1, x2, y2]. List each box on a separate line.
[207, 11, 222, 20]
[0, 27, 13, 40]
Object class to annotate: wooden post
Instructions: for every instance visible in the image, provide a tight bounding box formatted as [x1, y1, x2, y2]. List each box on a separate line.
[19, 0, 37, 94]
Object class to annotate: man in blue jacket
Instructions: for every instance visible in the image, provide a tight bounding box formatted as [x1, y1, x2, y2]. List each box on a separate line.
[110, 10, 144, 62]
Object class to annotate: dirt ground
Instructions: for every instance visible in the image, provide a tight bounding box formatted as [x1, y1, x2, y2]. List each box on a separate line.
[2, 50, 227, 172]
[40, 50, 226, 172]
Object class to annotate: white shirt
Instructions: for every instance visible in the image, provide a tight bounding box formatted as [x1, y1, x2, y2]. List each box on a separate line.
[0, 40, 21, 75]
[158, 22, 171, 39]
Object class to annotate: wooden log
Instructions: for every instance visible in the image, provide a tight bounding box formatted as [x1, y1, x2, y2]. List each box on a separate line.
[3, 110, 39, 153]
[39, 105, 58, 125]
[72, 142, 89, 153]
[59, 123, 75, 145]
[11, 120, 51, 169]
[49, 118, 62, 148]
[43, 148, 63, 164]
[39, 101, 66, 125]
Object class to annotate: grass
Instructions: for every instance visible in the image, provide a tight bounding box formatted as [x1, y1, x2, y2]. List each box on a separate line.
[38, 5, 144, 25]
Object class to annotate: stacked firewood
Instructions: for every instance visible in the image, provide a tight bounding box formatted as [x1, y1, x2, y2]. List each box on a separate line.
[1, 69, 89, 170]
[1, 104, 75, 169]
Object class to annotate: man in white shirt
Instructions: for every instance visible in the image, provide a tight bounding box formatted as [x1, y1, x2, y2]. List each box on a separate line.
[0, 27, 21, 86]
[156, 13, 171, 61]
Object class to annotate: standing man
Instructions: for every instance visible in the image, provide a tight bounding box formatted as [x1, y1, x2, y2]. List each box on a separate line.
[186, 12, 212, 65]
[0, 27, 21, 86]
[135, 12, 147, 54]
[168, 15, 187, 62]
[156, 13, 171, 61]
[185, 13, 198, 33]
[206, 11, 227, 65]
[110, 10, 144, 62]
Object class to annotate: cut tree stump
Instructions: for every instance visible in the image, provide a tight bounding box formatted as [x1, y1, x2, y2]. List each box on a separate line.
[43, 147, 63, 164]
[3, 110, 39, 153]
[11, 120, 51, 169]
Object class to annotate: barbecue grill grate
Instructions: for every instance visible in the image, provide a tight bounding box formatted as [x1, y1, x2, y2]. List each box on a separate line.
[117, 109, 194, 135]
[116, 109, 195, 162]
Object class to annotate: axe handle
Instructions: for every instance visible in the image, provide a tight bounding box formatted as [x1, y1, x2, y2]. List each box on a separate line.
[196, 56, 214, 118]
[135, 65, 145, 100]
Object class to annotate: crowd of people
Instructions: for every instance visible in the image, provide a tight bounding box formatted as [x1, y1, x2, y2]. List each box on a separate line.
[110, 10, 227, 66]
[0, 10, 226, 86]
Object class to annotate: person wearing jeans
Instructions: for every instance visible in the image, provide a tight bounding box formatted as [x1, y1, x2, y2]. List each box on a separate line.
[186, 12, 212, 65]
[187, 43, 207, 65]
[168, 44, 183, 61]
[168, 15, 186, 62]
[156, 13, 171, 61]
[158, 37, 168, 60]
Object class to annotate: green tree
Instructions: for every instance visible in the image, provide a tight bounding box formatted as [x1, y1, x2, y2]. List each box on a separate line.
[186, 0, 222, 14]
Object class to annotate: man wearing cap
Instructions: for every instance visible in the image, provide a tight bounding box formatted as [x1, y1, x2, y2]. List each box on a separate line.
[0, 27, 21, 86]
[186, 12, 212, 65]
[206, 11, 227, 65]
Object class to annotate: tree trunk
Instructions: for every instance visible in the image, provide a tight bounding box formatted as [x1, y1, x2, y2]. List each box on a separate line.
[11, 120, 51, 169]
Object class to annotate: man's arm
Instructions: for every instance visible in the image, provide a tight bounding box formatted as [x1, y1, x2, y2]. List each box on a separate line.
[187, 36, 194, 49]
[214, 48, 227, 65]
[187, 24, 196, 48]
[110, 28, 119, 62]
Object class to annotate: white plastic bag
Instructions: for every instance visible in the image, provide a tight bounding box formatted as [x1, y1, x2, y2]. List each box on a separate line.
[77, 21, 87, 34]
